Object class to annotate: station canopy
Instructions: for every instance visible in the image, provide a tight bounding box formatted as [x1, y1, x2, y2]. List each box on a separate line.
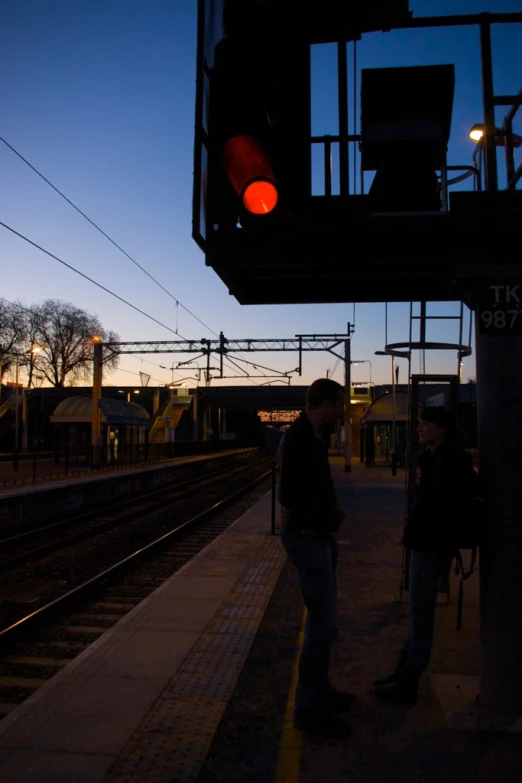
[360, 390, 409, 423]
[50, 396, 150, 426]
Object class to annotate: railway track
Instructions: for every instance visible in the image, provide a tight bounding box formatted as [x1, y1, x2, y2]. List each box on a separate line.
[0, 453, 266, 569]
[0, 463, 276, 719]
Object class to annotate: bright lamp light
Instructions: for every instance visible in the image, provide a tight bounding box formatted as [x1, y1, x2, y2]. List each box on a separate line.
[468, 123, 522, 148]
[468, 124, 484, 142]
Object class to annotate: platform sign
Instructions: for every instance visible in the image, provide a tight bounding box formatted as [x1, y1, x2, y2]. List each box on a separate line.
[478, 283, 522, 335]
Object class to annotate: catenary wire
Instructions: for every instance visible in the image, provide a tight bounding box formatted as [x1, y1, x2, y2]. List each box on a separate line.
[0, 220, 183, 336]
[0, 287, 260, 386]
[0, 135, 218, 337]
[1, 138, 267, 384]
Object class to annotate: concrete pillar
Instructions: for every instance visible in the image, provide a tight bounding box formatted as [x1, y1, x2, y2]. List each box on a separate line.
[475, 303, 522, 711]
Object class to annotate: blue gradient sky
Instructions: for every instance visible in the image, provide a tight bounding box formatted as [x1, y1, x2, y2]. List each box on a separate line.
[1, 0, 520, 388]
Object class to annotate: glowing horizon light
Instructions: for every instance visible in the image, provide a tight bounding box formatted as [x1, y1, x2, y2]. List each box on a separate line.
[243, 179, 278, 214]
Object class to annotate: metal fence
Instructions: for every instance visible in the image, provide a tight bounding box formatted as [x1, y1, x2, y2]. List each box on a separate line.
[0, 440, 254, 487]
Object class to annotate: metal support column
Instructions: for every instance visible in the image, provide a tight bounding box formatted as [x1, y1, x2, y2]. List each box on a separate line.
[14, 358, 19, 455]
[391, 356, 397, 474]
[153, 388, 160, 415]
[475, 311, 522, 711]
[21, 389, 28, 453]
[344, 337, 351, 472]
[192, 388, 199, 441]
[480, 18, 498, 192]
[337, 41, 349, 196]
[91, 341, 103, 464]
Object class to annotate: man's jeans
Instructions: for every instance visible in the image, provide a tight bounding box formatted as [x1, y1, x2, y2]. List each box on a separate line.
[281, 528, 338, 711]
[406, 549, 454, 670]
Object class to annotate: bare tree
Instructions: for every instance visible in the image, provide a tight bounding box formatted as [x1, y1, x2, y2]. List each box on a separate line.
[0, 299, 26, 385]
[16, 300, 46, 388]
[31, 300, 119, 387]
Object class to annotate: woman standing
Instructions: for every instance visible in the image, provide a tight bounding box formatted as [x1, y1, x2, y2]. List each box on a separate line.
[374, 405, 477, 705]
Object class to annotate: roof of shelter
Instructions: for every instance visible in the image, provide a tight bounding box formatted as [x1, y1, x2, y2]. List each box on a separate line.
[51, 396, 150, 425]
[360, 390, 409, 423]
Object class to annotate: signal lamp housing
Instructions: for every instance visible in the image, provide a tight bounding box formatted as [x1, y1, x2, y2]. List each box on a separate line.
[223, 134, 278, 214]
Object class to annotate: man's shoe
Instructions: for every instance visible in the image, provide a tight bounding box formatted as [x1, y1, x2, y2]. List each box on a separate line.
[374, 666, 422, 707]
[327, 687, 357, 713]
[372, 647, 409, 687]
[294, 707, 351, 738]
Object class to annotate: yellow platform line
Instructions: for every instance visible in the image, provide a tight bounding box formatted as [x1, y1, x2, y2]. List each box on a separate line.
[274, 608, 307, 783]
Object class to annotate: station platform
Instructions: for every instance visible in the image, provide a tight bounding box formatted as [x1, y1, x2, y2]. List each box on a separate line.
[0, 447, 259, 527]
[1, 459, 521, 783]
[0, 447, 258, 499]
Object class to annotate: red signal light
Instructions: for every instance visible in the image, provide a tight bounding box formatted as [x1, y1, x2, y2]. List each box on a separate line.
[243, 179, 278, 215]
[223, 134, 278, 214]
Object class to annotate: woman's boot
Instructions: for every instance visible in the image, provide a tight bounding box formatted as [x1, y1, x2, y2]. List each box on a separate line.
[374, 666, 422, 706]
[372, 646, 409, 687]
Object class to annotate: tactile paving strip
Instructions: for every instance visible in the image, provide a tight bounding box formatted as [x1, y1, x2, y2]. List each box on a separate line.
[104, 535, 285, 782]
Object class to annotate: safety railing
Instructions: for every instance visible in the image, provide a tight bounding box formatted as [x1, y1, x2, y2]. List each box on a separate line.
[311, 134, 361, 197]
[0, 440, 255, 487]
[311, 134, 481, 209]
[472, 87, 522, 191]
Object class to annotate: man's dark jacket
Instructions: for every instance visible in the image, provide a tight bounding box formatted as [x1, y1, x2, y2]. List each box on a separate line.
[278, 412, 342, 533]
[402, 441, 478, 552]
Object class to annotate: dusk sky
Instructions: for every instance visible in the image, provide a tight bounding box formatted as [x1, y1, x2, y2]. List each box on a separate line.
[1, 0, 520, 389]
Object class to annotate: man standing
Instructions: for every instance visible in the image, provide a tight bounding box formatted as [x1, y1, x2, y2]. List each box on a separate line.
[279, 378, 355, 738]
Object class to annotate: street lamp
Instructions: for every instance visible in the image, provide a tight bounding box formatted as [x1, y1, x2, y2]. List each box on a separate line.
[118, 389, 140, 402]
[9, 345, 42, 462]
[27, 344, 42, 389]
[159, 363, 176, 385]
[351, 360, 372, 386]
[160, 363, 203, 384]
[468, 123, 522, 147]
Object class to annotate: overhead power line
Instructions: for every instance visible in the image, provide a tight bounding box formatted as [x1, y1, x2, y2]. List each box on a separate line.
[0, 220, 181, 336]
[0, 135, 219, 337]
[0, 286, 260, 386]
[1, 137, 269, 384]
